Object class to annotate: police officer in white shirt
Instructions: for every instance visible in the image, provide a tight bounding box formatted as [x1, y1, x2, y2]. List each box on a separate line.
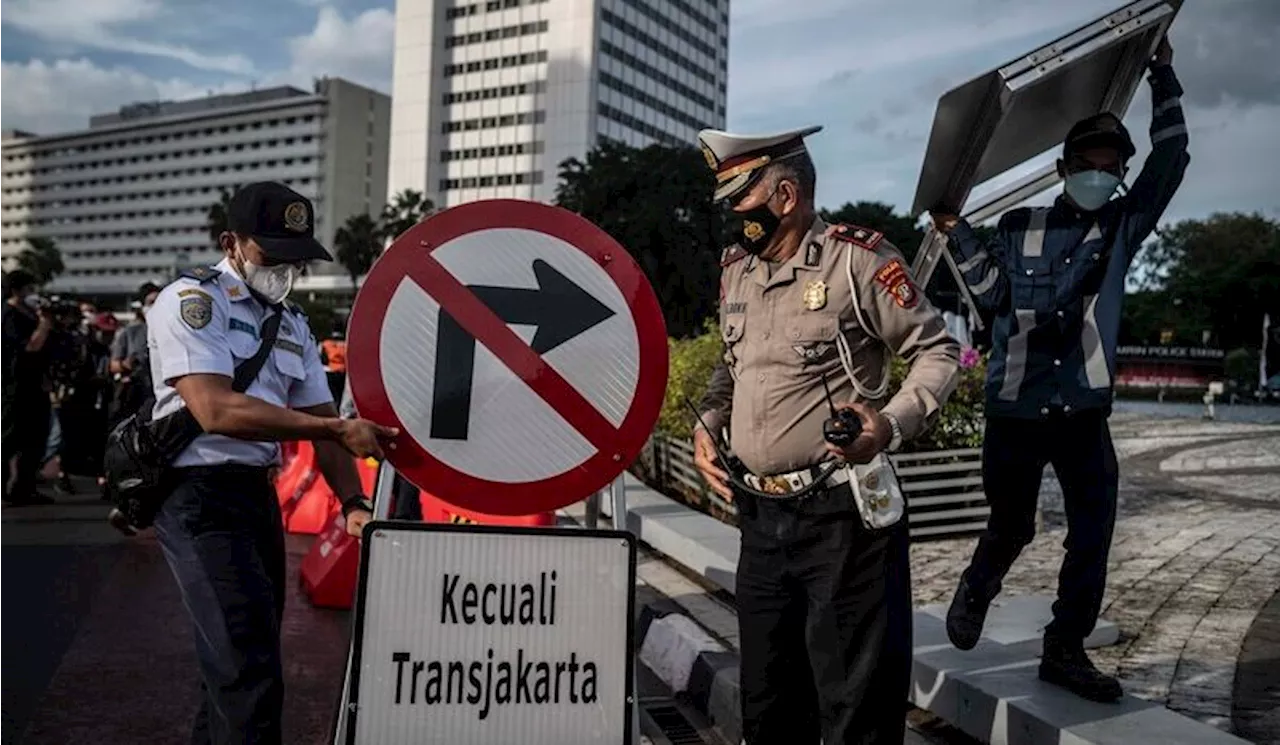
[147, 182, 397, 744]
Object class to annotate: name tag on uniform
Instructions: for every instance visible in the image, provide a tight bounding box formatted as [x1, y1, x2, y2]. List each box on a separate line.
[275, 339, 305, 356]
[229, 318, 259, 338]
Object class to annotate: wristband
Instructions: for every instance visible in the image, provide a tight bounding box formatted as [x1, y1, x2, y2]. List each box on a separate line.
[341, 494, 373, 518]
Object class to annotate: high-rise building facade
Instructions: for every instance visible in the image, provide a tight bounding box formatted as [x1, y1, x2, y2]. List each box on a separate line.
[0, 77, 391, 298]
[389, 0, 729, 208]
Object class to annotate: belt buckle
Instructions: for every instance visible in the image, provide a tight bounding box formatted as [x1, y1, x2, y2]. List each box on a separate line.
[760, 475, 792, 496]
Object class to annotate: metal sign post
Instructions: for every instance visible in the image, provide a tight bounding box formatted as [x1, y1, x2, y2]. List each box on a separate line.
[330, 199, 668, 744]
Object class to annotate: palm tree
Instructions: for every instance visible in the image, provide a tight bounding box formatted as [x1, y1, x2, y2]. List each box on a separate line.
[206, 187, 236, 247]
[377, 189, 435, 247]
[16, 237, 65, 286]
[333, 213, 381, 289]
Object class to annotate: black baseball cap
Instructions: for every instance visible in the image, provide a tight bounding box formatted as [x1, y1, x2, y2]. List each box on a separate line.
[227, 181, 332, 262]
[1063, 112, 1136, 161]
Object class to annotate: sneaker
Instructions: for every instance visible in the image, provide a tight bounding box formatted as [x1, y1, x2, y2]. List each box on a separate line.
[1039, 636, 1123, 703]
[945, 578, 989, 650]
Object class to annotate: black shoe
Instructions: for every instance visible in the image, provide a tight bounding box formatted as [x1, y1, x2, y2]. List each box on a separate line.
[946, 579, 989, 650]
[1039, 637, 1123, 703]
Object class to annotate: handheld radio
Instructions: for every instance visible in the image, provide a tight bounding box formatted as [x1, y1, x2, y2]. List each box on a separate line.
[821, 371, 862, 447]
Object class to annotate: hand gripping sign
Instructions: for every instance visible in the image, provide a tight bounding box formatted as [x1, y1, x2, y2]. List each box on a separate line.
[347, 200, 669, 516]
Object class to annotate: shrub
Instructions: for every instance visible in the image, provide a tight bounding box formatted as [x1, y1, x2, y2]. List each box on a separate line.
[656, 321, 988, 451]
[658, 318, 723, 440]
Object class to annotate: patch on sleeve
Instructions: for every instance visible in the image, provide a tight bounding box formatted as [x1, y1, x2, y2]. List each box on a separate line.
[829, 224, 884, 251]
[720, 245, 747, 267]
[874, 259, 920, 309]
[179, 291, 214, 329]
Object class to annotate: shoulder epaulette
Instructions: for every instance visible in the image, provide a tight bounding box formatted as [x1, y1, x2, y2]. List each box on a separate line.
[720, 245, 747, 267]
[177, 266, 221, 283]
[283, 300, 307, 317]
[828, 224, 884, 251]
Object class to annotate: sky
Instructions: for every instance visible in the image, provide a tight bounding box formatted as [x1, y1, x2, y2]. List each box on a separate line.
[2, 0, 1278, 226]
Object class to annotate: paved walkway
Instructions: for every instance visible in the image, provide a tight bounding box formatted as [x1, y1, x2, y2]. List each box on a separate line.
[910, 414, 1280, 743]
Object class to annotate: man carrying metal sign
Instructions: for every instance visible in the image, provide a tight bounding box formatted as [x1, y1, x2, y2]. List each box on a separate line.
[929, 36, 1188, 703]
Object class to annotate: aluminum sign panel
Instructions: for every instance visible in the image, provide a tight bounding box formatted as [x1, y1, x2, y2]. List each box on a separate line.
[345, 523, 637, 744]
[910, 0, 1182, 217]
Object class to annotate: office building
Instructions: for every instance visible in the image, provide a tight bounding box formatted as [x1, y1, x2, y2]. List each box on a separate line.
[0, 77, 391, 299]
[389, 0, 729, 208]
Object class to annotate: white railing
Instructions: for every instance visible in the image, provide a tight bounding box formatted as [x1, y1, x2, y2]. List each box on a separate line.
[633, 434, 992, 539]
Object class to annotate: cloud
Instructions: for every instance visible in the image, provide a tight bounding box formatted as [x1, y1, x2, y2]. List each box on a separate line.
[0, 57, 211, 134]
[1172, 0, 1280, 108]
[0, 5, 396, 134]
[2, 0, 254, 74]
[283, 6, 395, 93]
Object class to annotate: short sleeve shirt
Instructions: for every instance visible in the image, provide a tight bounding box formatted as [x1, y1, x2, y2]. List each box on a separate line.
[148, 258, 334, 467]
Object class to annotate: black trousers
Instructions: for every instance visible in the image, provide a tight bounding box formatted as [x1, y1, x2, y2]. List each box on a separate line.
[961, 410, 1119, 642]
[736, 485, 912, 745]
[154, 465, 287, 745]
[3, 391, 51, 501]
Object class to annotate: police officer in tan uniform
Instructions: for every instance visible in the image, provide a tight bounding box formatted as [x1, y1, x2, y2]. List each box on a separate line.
[692, 125, 960, 744]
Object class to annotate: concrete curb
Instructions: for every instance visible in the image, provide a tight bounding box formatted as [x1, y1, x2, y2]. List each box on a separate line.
[635, 601, 743, 745]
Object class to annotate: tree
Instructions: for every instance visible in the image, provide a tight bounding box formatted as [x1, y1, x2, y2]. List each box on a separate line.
[378, 189, 433, 245]
[555, 141, 723, 339]
[16, 237, 64, 286]
[333, 213, 381, 289]
[1137, 212, 1280, 351]
[206, 187, 235, 247]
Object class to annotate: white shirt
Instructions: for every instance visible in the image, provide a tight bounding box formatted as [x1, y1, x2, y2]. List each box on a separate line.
[147, 258, 334, 467]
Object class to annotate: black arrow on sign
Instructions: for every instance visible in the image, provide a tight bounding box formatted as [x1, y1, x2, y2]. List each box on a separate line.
[430, 259, 617, 440]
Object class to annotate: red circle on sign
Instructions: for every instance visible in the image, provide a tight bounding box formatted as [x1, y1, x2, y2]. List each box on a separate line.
[347, 199, 668, 515]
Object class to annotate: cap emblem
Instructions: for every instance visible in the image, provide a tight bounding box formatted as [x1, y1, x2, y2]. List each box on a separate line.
[284, 202, 309, 233]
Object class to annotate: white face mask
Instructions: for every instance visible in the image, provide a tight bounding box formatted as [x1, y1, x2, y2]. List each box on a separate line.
[237, 254, 298, 304]
[22, 293, 41, 310]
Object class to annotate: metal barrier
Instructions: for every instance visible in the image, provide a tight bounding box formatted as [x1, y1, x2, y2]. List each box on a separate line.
[636, 434, 992, 539]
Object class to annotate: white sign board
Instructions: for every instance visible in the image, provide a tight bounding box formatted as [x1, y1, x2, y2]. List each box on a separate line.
[344, 523, 637, 744]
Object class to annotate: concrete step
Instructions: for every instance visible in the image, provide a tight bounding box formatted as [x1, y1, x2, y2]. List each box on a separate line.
[598, 474, 1253, 745]
[911, 613, 1249, 745]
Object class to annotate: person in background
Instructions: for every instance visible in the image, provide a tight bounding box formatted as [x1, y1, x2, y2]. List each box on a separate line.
[58, 312, 118, 491]
[2, 269, 55, 505]
[319, 328, 347, 404]
[929, 36, 1188, 703]
[110, 282, 161, 424]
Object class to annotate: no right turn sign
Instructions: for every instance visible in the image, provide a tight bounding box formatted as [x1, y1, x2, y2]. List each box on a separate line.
[347, 199, 668, 516]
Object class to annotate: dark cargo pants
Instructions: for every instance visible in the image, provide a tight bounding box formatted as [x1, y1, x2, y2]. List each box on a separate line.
[736, 484, 912, 744]
[154, 465, 287, 745]
[961, 409, 1119, 642]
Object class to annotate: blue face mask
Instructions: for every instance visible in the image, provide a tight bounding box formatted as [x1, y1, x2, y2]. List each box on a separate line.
[1064, 170, 1122, 211]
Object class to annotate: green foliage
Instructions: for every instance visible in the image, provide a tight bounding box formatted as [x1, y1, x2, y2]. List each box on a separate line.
[1137, 212, 1280, 351]
[654, 320, 988, 451]
[333, 213, 381, 288]
[206, 187, 235, 247]
[1224, 347, 1259, 387]
[555, 141, 723, 339]
[658, 319, 723, 439]
[16, 237, 64, 286]
[292, 297, 340, 339]
[378, 189, 434, 245]
[886, 351, 987, 452]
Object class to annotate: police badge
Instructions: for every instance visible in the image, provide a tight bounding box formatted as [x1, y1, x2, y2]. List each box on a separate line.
[283, 201, 309, 232]
[180, 291, 213, 329]
[803, 280, 827, 311]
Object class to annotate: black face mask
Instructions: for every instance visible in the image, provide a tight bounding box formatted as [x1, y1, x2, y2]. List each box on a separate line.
[726, 199, 782, 255]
